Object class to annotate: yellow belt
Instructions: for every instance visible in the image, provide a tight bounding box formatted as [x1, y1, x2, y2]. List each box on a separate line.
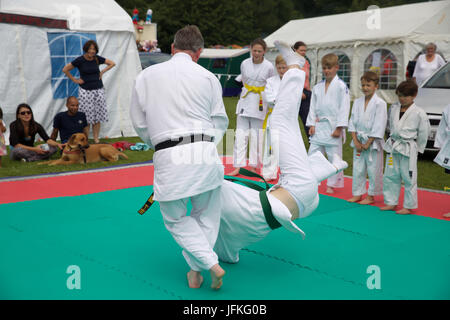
[263, 107, 273, 129]
[243, 83, 265, 112]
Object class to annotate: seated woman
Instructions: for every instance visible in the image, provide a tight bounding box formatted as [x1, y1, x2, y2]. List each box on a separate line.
[9, 103, 61, 162]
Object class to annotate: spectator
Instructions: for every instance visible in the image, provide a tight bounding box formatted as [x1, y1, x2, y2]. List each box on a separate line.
[381, 55, 393, 89]
[62, 40, 116, 144]
[0, 106, 7, 167]
[9, 103, 61, 162]
[412, 43, 446, 86]
[50, 96, 89, 144]
[294, 41, 311, 138]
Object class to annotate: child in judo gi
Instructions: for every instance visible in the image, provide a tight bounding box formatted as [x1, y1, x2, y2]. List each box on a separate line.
[228, 38, 275, 176]
[433, 104, 450, 218]
[347, 71, 387, 204]
[306, 53, 350, 194]
[213, 41, 348, 264]
[381, 80, 430, 215]
[261, 54, 288, 181]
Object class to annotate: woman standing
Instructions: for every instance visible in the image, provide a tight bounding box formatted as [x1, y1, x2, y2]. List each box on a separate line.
[412, 43, 446, 87]
[9, 104, 61, 162]
[62, 40, 115, 143]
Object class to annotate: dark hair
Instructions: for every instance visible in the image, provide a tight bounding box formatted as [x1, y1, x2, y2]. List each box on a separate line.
[83, 40, 99, 54]
[66, 96, 78, 104]
[361, 71, 379, 85]
[396, 80, 418, 97]
[15, 103, 38, 137]
[173, 25, 204, 52]
[250, 38, 267, 51]
[293, 41, 306, 50]
[0, 106, 3, 120]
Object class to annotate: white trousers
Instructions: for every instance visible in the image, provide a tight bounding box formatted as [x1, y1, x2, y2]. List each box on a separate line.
[233, 116, 264, 168]
[383, 153, 418, 209]
[261, 123, 279, 180]
[308, 142, 344, 188]
[159, 186, 222, 271]
[352, 148, 384, 196]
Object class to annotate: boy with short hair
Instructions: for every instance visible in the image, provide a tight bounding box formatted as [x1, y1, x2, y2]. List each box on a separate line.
[381, 80, 430, 215]
[347, 71, 387, 204]
[306, 53, 350, 193]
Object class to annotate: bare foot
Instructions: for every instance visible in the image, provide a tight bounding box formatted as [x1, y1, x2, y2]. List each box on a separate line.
[347, 196, 362, 203]
[187, 270, 203, 289]
[209, 264, 225, 290]
[380, 205, 396, 211]
[396, 208, 411, 215]
[443, 213, 450, 218]
[248, 167, 258, 174]
[326, 187, 334, 194]
[359, 196, 375, 205]
[227, 168, 240, 176]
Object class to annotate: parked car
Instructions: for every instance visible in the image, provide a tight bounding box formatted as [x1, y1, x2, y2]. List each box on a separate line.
[415, 61, 450, 151]
[139, 52, 171, 69]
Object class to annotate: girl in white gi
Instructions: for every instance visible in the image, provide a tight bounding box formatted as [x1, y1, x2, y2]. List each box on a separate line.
[306, 54, 351, 194]
[213, 41, 348, 264]
[381, 80, 430, 215]
[347, 71, 387, 205]
[433, 104, 450, 218]
[228, 38, 275, 176]
[261, 55, 288, 181]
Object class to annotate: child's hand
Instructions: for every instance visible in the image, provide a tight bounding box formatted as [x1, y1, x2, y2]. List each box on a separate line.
[331, 127, 342, 138]
[309, 126, 315, 136]
[354, 141, 363, 152]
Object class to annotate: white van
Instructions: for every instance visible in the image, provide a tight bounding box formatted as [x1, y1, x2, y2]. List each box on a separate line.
[414, 61, 450, 151]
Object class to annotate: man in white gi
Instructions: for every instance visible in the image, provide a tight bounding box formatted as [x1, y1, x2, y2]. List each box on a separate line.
[347, 71, 387, 205]
[306, 54, 350, 194]
[261, 54, 288, 181]
[130, 25, 228, 289]
[228, 38, 275, 176]
[433, 104, 450, 218]
[381, 80, 430, 215]
[213, 41, 348, 264]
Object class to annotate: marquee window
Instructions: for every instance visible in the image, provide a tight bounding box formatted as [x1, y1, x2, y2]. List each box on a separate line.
[364, 49, 397, 90]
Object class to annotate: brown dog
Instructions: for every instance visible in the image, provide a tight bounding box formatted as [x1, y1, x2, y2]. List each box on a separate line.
[39, 133, 128, 166]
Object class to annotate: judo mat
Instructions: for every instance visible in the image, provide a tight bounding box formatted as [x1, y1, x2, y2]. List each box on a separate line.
[1, 176, 449, 299]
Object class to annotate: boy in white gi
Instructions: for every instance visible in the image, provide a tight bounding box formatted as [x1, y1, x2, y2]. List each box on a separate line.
[130, 26, 228, 289]
[213, 41, 348, 264]
[261, 54, 288, 181]
[381, 80, 430, 215]
[228, 38, 275, 176]
[433, 104, 450, 218]
[306, 53, 350, 194]
[347, 71, 387, 205]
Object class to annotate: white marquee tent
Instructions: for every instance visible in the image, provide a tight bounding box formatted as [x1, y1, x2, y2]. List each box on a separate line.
[0, 0, 141, 143]
[264, 0, 450, 103]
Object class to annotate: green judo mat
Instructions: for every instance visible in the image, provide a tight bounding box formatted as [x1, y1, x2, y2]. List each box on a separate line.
[1, 184, 449, 300]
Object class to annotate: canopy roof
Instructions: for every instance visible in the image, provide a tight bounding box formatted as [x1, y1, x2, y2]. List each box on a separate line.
[265, 0, 450, 48]
[200, 48, 250, 59]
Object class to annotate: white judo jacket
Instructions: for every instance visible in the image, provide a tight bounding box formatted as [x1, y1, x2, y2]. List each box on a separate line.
[130, 52, 229, 201]
[434, 104, 450, 169]
[384, 103, 430, 169]
[262, 75, 282, 109]
[236, 58, 275, 120]
[348, 93, 387, 151]
[306, 75, 350, 146]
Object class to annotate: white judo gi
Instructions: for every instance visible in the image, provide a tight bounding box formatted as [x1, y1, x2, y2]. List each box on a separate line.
[261, 74, 282, 180]
[306, 75, 350, 188]
[215, 68, 341, 263]
[348, 93, 387, 196]
[383, 103, 430, 209]
[233, 57, 275, 168]
[434, 104, 450, 170]
[130, 52, 229, 271]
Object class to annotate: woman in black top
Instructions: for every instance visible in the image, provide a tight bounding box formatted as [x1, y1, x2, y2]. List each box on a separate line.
[9, 104, 61, 162]
[62, 40, 115, 144]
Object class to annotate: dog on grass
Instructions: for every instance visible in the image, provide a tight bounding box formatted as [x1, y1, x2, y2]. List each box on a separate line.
[39, 133, 128, 166]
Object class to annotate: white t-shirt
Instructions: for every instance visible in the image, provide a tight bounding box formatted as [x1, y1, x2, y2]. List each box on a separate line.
[413, 54, 446, 86]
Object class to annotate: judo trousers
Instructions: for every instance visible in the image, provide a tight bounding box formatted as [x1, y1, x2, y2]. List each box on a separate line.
[261, 124, 279, 180]
[159, 186, 222, 271]
[352, 148, 384, 196]
[308, 141, 344, 188]
[383, 152, 418, 209]
[233, 115, 264, 168]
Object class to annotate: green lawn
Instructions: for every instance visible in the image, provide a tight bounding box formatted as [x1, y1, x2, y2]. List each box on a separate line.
[1, 97, 449, 192]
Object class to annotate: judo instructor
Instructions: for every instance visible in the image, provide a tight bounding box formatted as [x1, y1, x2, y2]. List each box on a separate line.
[130, 25, 229, 290]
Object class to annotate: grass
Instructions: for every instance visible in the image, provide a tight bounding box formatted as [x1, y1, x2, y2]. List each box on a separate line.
[1, 97, 449, 192]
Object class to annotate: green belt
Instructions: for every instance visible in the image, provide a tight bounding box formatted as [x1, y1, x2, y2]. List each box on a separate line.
[138, 168, 281, 230]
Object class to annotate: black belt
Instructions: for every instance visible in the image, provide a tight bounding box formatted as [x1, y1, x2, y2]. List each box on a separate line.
[154, 134, 214, 152]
